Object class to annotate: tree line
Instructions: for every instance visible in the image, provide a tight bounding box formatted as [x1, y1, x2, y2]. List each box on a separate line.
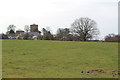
[1, 17, 119, 42]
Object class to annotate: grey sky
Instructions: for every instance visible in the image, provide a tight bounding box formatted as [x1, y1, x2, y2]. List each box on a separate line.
[0, 0, 118, 39]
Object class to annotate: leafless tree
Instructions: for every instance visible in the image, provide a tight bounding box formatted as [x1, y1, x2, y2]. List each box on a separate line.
[7, 24, 16, 31]
[42, 28, 54, 40]
[71, 17, 99, 41]
[56, 28, 73, 41]
[105, 33, 120, 42]
[24, 25, 30, 32]
[7, 24, 16, 34]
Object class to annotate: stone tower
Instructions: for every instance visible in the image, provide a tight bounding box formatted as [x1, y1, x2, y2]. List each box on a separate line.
[30, 24, 38, 32]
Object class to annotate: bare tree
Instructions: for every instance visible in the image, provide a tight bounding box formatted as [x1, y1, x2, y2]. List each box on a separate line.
[56, 28, 72, 41]
[42, 28, 54, 40]
[24, 25, 30, 32]
[105, 33, 120, 42]
[7, 24, 16, 34]
[71, 17, 99, 41]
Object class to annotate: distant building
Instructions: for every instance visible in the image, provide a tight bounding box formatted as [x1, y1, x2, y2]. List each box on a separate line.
[6, 24, 40, 40]
[17, 32, 41, 40]
[30, 24, 38, 32]
[16, 30, 24, 35]
[20, 32, 40, 36]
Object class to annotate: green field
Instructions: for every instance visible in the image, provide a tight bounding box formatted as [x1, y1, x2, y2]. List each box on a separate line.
[2, 40, 118, 78]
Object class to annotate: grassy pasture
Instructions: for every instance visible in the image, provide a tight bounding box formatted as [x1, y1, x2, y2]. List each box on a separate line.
[2, 40, 118, 78]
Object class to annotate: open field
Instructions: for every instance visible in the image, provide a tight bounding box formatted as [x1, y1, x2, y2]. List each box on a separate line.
[2, 40, 118, 78]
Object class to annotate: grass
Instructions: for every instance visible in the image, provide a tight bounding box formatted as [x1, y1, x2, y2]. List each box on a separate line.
[2, 40, 118, 78]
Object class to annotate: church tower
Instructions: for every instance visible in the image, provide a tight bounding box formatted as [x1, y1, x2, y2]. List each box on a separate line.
[30, 24, 38, 32]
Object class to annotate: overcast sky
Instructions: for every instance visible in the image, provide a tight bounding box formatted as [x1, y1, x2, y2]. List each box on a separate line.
[0, 0, 118, 39]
